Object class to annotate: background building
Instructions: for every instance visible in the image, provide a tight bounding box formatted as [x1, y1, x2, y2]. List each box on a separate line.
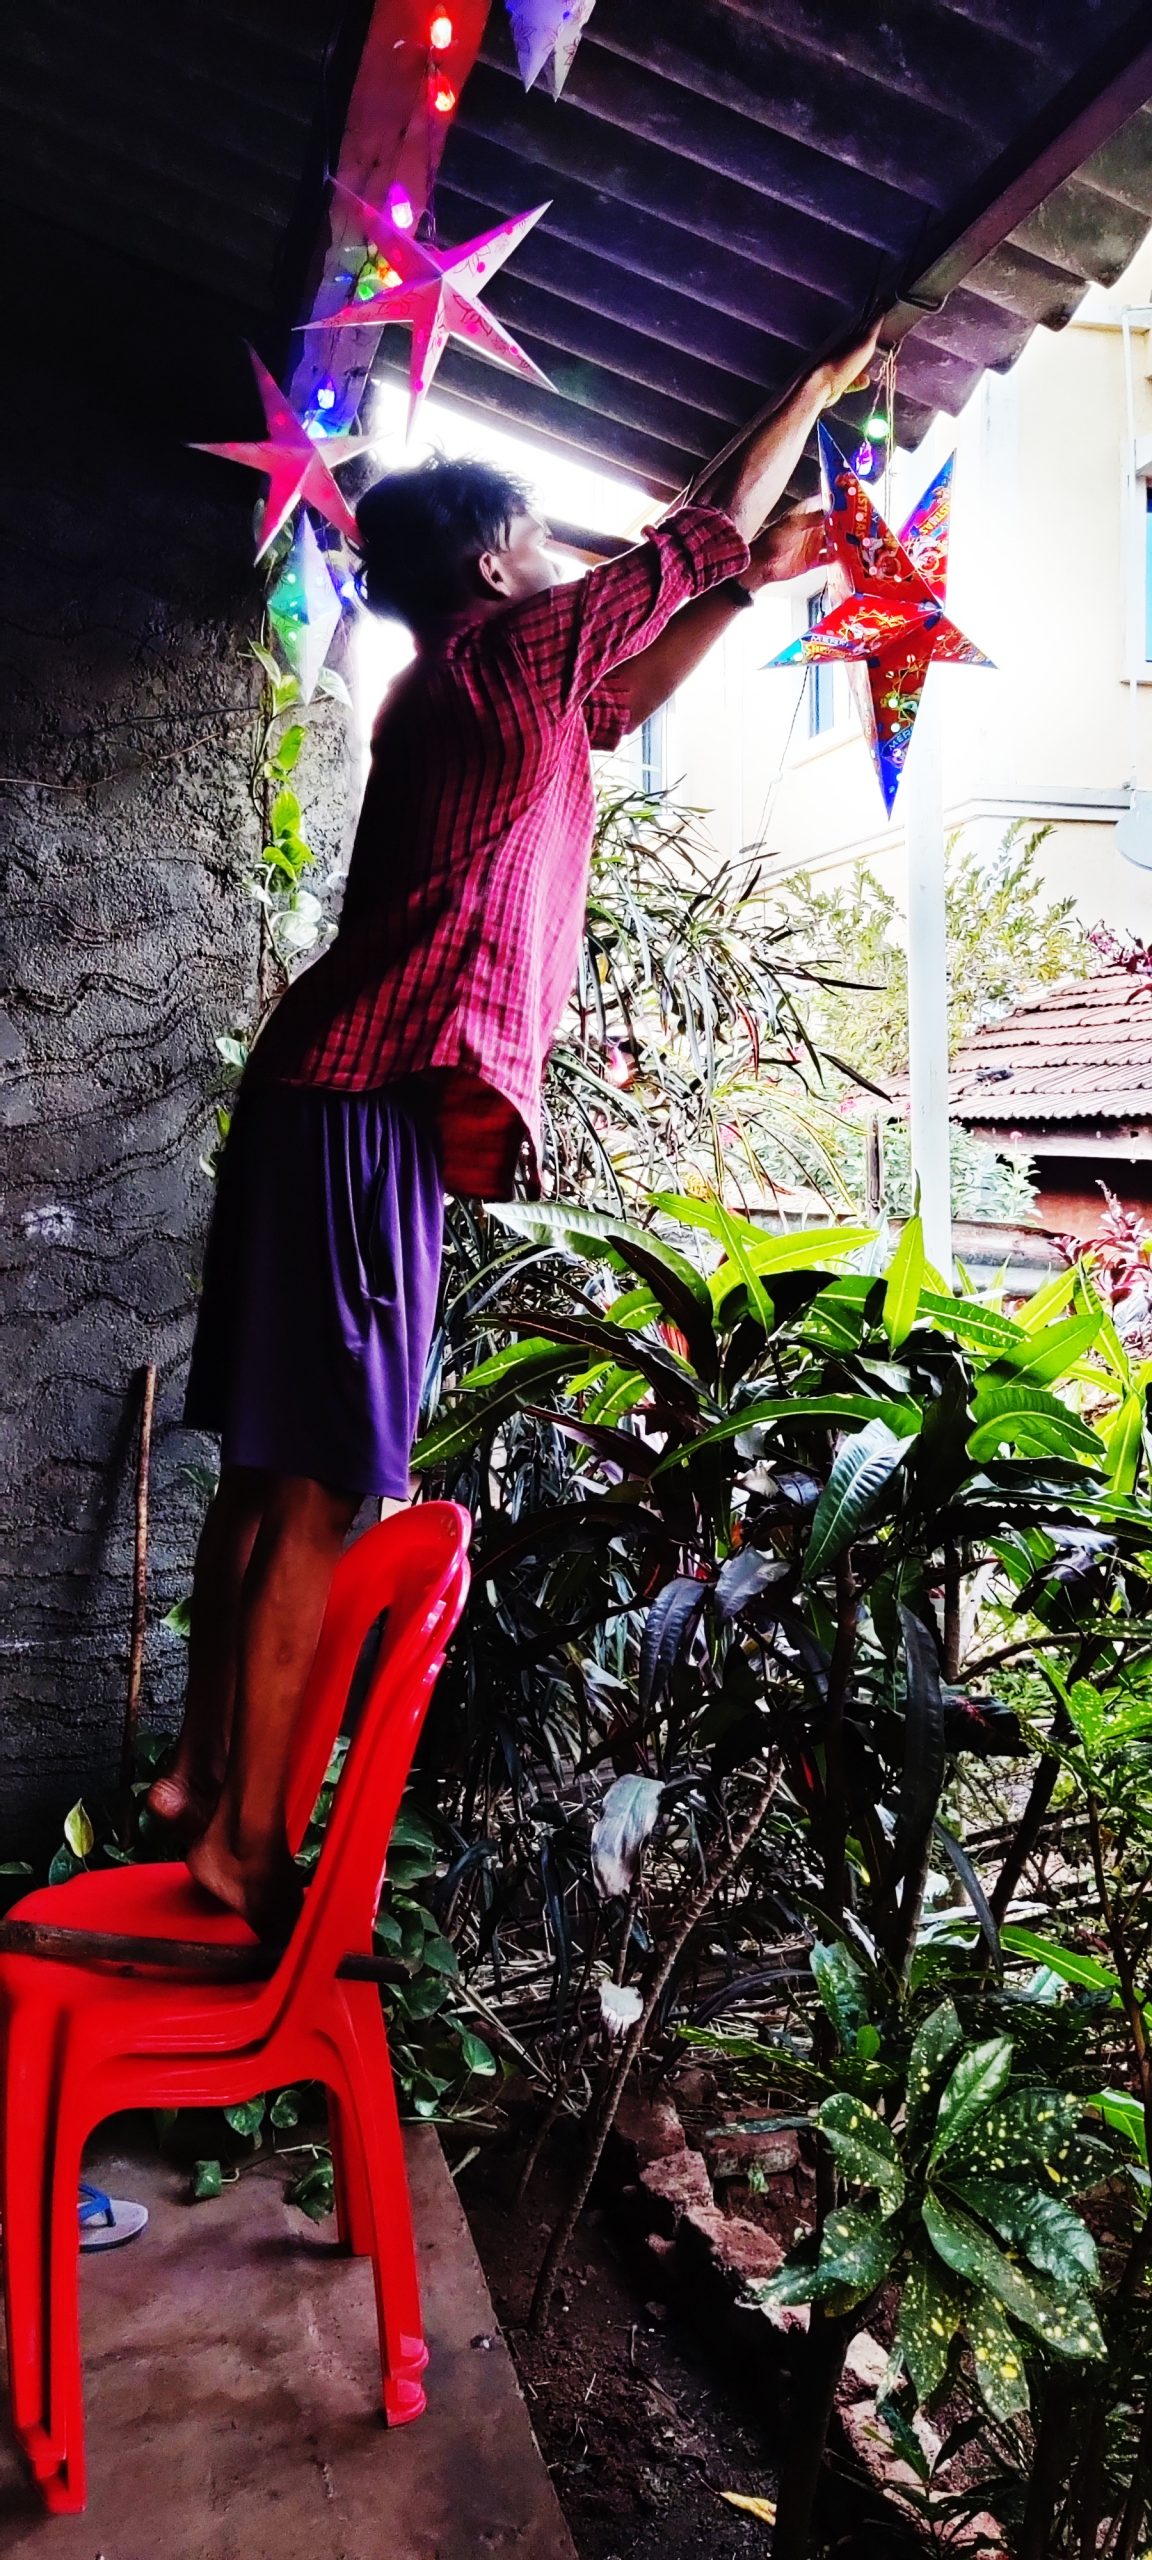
[663, 233, 1152, 945]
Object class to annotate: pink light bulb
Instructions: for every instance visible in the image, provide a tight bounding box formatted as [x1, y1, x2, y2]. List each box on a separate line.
[387, 184, 415, 230]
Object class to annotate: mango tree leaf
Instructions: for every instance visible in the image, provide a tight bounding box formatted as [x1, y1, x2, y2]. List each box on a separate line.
[992, 1307, 1103, 1387]
[711, 1196, 774, 1333]
[1089, 2088, 1148, 2165]
[892, 1607, 946, 1884]
[1016, 1267, 1077, 1332]
[929, 2038, 1014, 2166]
[713, 1546, 789, 1620]
[591, 1774, 665, 1898]
[1103, 1392, 1145, 1495]
[814, 2204, 899, 2306]
[898, 2254, 964, 2402]
[967, 1385, 1103, 1466]
[1000, 1928, 1119, 2003]
[639, 1576, 708, 1711]
[810, 1940, 868, 2050]
[654, 1196, 874, 1273]
[816, 2093, 904, 2214]
[665, 1393, 920, 1474]
[933, 1822, 1002, 1977]
[917, 1292, 1024, 1355]
[883, 1214, 925, 1349]
[803, 1417, 913, 1581]
[966, 2292, 1030, 2421]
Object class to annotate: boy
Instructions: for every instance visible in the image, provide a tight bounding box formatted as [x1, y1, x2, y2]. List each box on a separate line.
[156, 334, 877, 1931]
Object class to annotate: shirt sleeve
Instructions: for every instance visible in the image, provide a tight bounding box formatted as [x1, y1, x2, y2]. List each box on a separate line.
[501, 503, 750, 721]
[583, 672, 634, 750]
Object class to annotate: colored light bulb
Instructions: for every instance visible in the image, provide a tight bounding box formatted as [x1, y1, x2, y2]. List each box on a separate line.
[387, 183, 415, 230]
[864, 411, 890, 440]
[852, 439, 877, 479]
[429, 12, 453, 47]
[432, 77, 456, 111]
[315, 379, 336, 410]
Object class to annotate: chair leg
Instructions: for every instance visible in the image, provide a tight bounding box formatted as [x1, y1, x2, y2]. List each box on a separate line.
[0, 1999, 56, 2458]
[38, 2076, 88, 2514]
[327, 2089, 374, 2257]
[330, 1995, 427, 2424]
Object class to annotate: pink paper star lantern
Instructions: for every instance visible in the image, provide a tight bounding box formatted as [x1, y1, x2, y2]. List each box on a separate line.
[303, 188, 553, 433]
[190, 348, 370, 558]
[507, 0, 596, 93]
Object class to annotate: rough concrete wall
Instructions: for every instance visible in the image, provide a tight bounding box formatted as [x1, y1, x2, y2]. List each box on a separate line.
[0, 413, 354, 1859]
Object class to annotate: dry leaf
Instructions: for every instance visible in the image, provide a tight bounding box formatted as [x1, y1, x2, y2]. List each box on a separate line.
[720, 2491, 776, 2525]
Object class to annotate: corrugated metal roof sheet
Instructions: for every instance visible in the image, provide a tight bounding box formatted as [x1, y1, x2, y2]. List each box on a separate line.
[950, 969, 1152, 1126]
[3, 1, 1152, 478]
[387, 1, 1152, 490]
[0, 0, 371, 428]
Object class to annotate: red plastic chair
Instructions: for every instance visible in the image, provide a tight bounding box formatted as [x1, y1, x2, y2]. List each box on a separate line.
[0, 1500, 471, 2515]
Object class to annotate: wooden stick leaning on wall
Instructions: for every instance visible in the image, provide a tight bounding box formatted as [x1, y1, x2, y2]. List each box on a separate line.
[120, 1361, 157, 1839]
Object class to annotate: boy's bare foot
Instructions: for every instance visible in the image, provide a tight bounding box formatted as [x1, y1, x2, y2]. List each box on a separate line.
[186, 1820, 304, 1944]
[146, 1770, 220, 1846]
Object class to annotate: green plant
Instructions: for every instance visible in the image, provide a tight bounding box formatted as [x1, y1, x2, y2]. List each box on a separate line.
[410, 1194, 1152, 2547]
[767, 824, 1089, 1220]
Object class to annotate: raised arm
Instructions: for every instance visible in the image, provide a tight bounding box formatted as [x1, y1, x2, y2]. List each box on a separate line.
[603, 500, 827, 733]
[700, 328, 881, 541]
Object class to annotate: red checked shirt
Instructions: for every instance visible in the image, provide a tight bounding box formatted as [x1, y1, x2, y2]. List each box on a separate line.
[248, 502, 750, 1196]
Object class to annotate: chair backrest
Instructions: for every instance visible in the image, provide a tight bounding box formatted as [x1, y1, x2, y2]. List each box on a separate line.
[267, 1502, 470, 2016]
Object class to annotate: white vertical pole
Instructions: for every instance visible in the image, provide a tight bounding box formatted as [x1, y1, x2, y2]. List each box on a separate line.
[903, 677, 953, 1284]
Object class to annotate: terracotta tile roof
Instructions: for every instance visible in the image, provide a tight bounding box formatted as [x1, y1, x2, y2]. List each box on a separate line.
[949, 967, 1152, 1125]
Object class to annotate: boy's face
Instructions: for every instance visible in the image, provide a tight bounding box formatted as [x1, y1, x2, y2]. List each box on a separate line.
[478, 509, 562, 607]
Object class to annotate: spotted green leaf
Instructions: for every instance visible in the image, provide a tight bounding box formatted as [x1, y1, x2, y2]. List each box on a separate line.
[192, 2158, 223, 2202]
[814, 2204, 900, 2307]
[906, 1999, 963, 2130]
[816, 2094, 904, 2216]
[810, 1940, 868, 2051]
[953, 2086, 1083, 2183]
[898, 2255, 964, 2403]
[967, 2292, 1030, 2421]
[922, 2196, 1104, 2360]
[949, 2175, 1098, 2288]
[929, 2038, 1014, 2166]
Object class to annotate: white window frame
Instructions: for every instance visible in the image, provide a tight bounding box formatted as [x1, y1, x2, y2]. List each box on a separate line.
[795, 580, 846, 746]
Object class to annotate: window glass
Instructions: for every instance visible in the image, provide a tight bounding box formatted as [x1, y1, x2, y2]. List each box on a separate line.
[807, 589, 834, 736]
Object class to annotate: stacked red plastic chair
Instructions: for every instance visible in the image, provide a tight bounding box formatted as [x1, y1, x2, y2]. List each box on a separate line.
[0, 1501, 471, 2515]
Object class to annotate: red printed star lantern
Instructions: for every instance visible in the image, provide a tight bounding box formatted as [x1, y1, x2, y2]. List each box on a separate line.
[190, 348, 369, 558]
[303, 187, 552, 433]
[768, 424, 992, 812]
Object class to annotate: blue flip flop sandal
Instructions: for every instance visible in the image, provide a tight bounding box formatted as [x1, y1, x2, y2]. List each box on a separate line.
[77, 2181, 149, 2250]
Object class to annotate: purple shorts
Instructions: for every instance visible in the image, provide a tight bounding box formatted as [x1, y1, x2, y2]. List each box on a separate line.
[183, 1081, 444, 1499]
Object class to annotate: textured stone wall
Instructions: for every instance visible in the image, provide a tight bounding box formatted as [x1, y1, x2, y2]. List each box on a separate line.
[0, 411, 355, 1857]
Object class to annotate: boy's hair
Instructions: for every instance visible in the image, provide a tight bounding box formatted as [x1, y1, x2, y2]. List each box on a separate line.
[355, 453, 533, 626]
